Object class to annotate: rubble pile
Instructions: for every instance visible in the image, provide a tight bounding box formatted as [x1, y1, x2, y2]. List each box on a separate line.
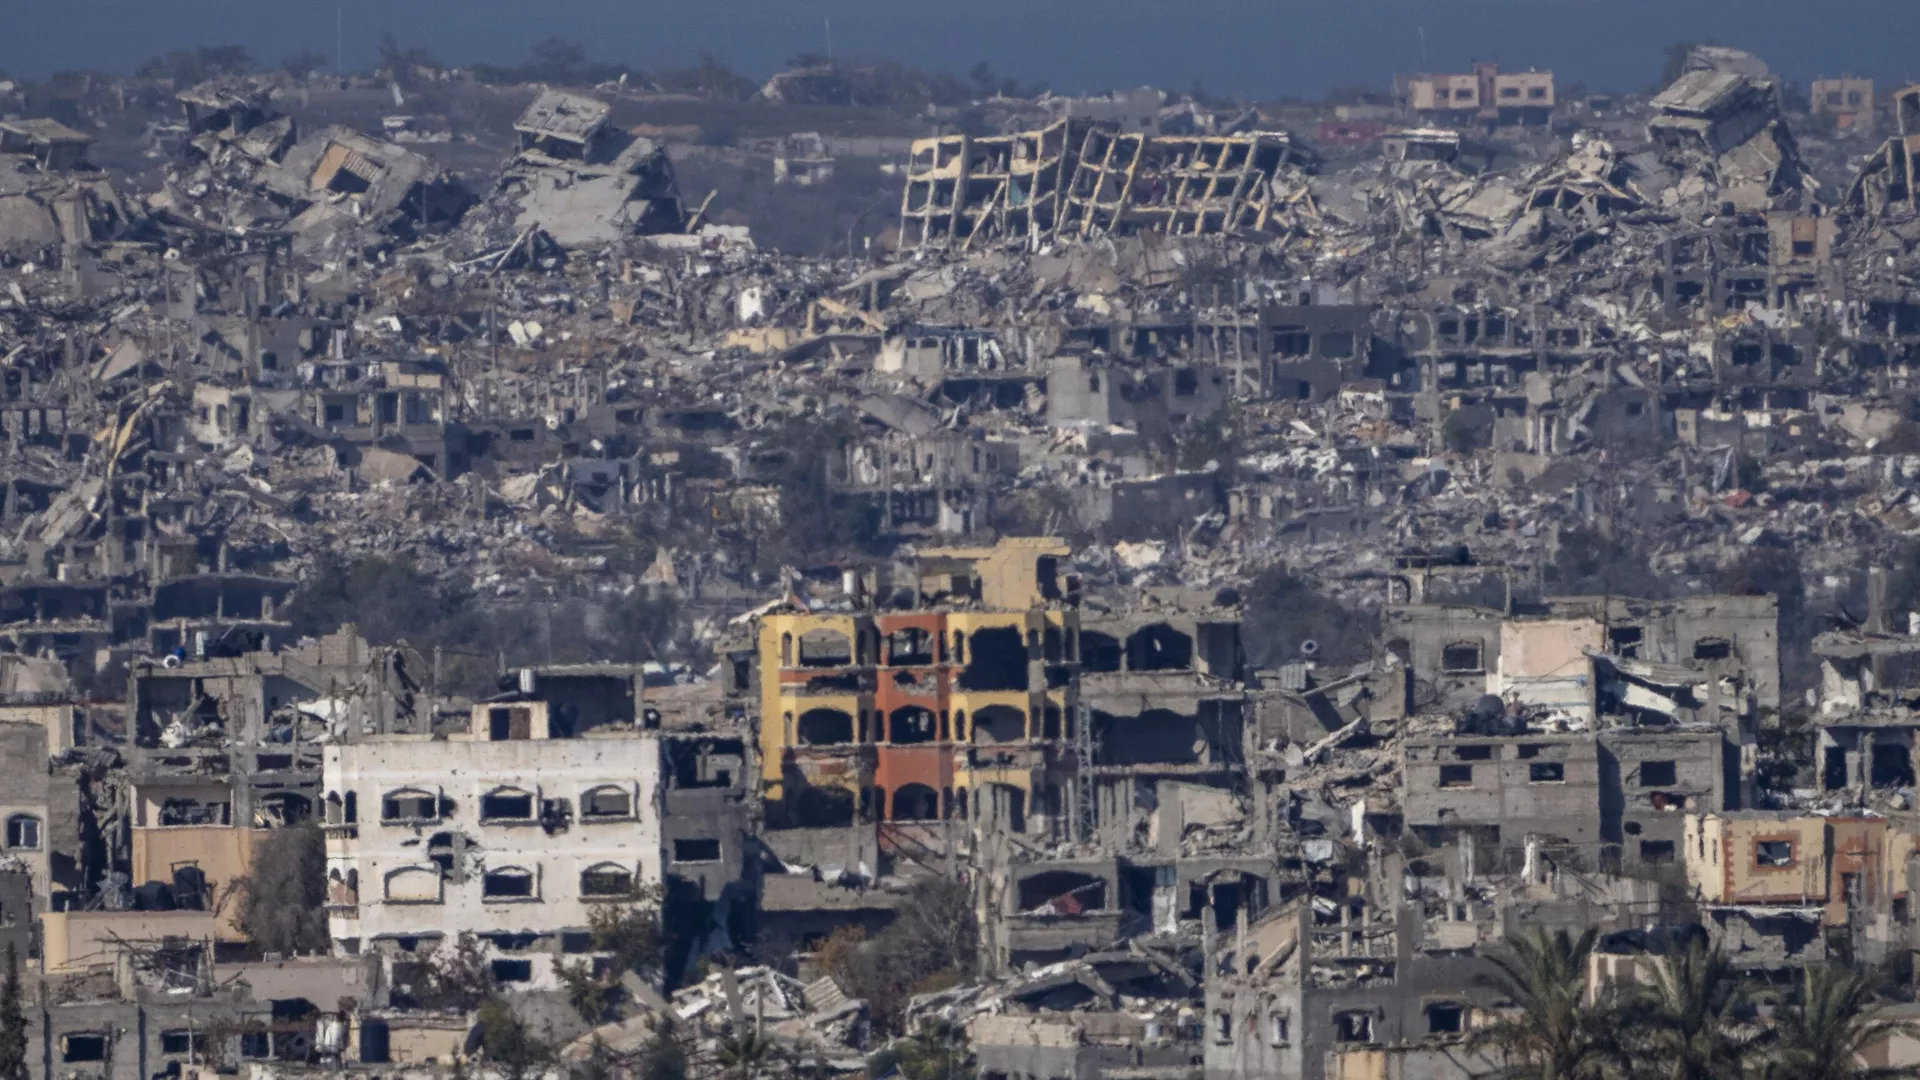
[11, 39, 1920, 1080]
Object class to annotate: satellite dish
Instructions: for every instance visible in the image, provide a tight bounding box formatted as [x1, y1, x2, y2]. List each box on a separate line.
[1299, 639, 1320, 657]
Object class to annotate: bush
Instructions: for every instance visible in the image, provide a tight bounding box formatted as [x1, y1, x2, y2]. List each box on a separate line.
[816, 877, 975, 1034]
[237, 823, 327, 957]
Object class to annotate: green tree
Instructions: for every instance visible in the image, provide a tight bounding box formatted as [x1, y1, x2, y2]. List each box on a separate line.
[556, 959, 612, 1023]
[0, 943, 27, 1080]
[1470, 926, 1618, 1080]
[423, 932, 495, 1011]
[637, 1016, 691, 1080]
[237, 822, 328, 956]
[588, 894, 666, 979]
[714, 1029, 778, 1080]
[1765, 964, 1920, 1080]
[477, 999, 555, 1080]
[815, 878, 975, 1035]
[1624, 942, 1754, 1080]
[897, 1019, 970, 1080]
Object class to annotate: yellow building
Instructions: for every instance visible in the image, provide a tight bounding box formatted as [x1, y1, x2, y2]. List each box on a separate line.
[755, 538, 1079, 824]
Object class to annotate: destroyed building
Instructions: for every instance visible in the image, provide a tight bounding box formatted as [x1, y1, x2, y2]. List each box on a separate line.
[474, 89, 686, 249]
[12, 32, 1920, 1080]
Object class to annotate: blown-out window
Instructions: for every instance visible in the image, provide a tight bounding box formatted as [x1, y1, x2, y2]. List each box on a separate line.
[482, 867, 537, 900]
[381, 789, 438, 823]
[579, 863, 635, 898]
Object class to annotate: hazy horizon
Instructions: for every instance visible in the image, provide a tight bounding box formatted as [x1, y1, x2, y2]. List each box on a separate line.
[7, 0, 1920, 100]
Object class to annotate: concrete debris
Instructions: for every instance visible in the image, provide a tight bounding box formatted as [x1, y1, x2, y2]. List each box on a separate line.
[11, 40, 1920, 1080]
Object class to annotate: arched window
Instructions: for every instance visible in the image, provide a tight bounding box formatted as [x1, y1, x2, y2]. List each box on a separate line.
[479, 787, 536, 822]
[482, 866, 536, 900]
[258, 791, 312, 827]
[4, 815, 39, 850]
[383, 866, 443, 903]
[952, 632, 966, 664]
[890, 706, 938, 745]
[972, 705, 1027, 743]
[780, 633, 793, 667]
[381, 788, 439, 823]
[580, 863, 636, 898]
[580, 786, 632, 819]
[1440, 642, 1483, 673]
[891, 784, 940, 821]
[797, 708, 855, 746]
[798, 629, 852, 668]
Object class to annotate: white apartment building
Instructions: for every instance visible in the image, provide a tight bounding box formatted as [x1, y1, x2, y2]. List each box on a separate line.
[322, 694, 665, 989]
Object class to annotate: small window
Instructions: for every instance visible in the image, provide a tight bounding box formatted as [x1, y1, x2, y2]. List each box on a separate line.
[1214, 1011, 1232, 1043]
[1454, 746, 1493, 761]
[381, 790, 438, 823]
[1453, 88, 1473, 101]
[1268, 1013, 1290, 1046]
[1426, 1003, 1465, 1034]
[581, 786, 632, 819]
[479, 788, 535, 822]
[1439, 765, 1474, 788]
[63, 1035, 108, 1062]
[1640, 761, 1678, 787]
[1528, 87, 1547, 100]
[1756, 840, 1794, 867]
[1529, 762, 1565, 783]
[1517, 744, 1543, 759]
[674, 838, 721, 863]
[1692, 639, 1732, 661]
[1641, 840, 1677, 864]
[561, 932, 595, 954]
[1500, 87, 1520, 99]
[1792, 240, 1816, 257]
[1441, 643, 1482, 673]
[1608, 625, 1643, 657]
[1334, 1011, 1375, 1043]
[482, 868, 536, 900]
[5, 815, 40, 850]
[580, 864, 635, 897]
[491, 959, 533, 983]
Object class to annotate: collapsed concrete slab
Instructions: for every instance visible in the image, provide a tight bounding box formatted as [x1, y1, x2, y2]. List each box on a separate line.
[471, 88, 686, 250]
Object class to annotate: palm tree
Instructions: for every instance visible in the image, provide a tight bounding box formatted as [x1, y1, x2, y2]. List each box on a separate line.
[714, 1028, 778, 1080]
[1470, 926, 1620, 1080]
[1624, 941, 1755, 1080]
[1764, 964, 1920, 1080]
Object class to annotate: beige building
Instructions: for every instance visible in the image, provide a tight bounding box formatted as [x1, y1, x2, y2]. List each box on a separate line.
[1812, 76, 1874, 132]
[1685, 812, 1827, 904]
[1401, 63, 1554, 126]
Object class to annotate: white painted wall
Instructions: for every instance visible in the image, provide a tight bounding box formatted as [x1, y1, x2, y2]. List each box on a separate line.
[323, 731, 664, 988]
